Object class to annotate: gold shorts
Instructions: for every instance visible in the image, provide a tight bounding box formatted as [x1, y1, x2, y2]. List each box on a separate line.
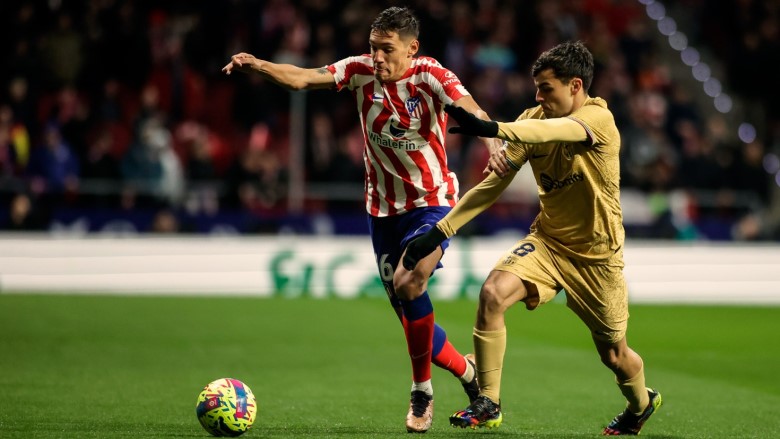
[492, 233, 628, 344]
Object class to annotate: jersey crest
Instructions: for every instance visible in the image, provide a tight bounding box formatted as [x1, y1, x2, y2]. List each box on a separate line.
[406, 96, 422, 119]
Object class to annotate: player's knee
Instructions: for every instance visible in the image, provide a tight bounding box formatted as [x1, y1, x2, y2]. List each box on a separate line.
[597, 342, 630, 371]
[599, 348, 622, 370]
[478, 280, 510, 314]
[478, 272, 526, 314]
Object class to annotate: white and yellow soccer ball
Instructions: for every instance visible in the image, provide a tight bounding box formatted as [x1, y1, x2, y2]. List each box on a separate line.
[196, 378, 257, 437]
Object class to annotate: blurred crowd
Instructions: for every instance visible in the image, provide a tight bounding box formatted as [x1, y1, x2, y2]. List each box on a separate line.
[0, 0, 778, 238]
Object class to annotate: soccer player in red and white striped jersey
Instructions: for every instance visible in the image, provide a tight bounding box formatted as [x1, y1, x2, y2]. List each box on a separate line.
[223, 7, 503, 432]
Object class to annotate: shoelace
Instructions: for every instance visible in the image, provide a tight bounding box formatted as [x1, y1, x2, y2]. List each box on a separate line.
[469, 397, 497, 418]
[410, 391, 432, 417]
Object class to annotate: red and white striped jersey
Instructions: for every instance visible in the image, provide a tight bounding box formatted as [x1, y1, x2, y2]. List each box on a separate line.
[327, 55, 470, 217]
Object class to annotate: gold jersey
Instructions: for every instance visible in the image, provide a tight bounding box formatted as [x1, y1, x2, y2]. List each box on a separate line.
[438, 97, 623, 263]
[506, 97, 623, 262]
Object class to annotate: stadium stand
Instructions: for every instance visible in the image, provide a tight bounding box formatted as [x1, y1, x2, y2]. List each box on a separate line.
[0, 0, 777, 239]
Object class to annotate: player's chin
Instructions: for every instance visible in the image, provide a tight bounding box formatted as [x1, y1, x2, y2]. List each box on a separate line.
[374, 71, 390, 82]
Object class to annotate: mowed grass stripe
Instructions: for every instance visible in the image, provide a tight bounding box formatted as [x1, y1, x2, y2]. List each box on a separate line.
[0, 294, 778, 438]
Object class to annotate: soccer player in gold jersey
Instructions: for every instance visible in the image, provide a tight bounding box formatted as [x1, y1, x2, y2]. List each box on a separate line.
[402, 41, 662, 435]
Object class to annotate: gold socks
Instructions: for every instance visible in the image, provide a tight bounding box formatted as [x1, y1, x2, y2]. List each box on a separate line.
[617, 363, 649, 414]
[473, 327, 507, 403]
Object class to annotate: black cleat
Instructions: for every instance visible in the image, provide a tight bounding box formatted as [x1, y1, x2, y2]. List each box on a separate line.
[449, 395, 502, 429]
[603, 388, 662, 435]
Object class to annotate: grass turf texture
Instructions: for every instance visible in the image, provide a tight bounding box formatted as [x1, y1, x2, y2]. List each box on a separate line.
[0, 294, 778, 438]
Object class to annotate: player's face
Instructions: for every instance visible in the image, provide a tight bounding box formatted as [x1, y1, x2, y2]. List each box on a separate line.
[369, 30, 418, 83]
[533, 68, 578, 118]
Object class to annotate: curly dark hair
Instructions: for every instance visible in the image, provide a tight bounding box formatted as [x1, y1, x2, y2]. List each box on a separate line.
[532, 41, 594, 92]
[370, 6, 420, 40]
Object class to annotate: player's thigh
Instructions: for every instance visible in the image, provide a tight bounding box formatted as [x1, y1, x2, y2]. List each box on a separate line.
[562, 259, 629, 344]
[491, 234, 561, 310]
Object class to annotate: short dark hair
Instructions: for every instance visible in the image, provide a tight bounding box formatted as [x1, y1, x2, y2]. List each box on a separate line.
[370, 7, 419, 40]
[532, 41, 594, 92]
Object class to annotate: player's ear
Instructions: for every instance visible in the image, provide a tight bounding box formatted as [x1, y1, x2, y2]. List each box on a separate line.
[407, 39, 419, 57]
[571, 78, 583, 95]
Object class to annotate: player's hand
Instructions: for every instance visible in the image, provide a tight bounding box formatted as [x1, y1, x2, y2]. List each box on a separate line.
[402, 227, 448, 271]
[222, 53, 258, 75]
[445, 104, 499, 137]
[484, 139, 512, 178]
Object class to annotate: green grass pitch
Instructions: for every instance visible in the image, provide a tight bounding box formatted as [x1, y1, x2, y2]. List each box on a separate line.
[1, 294, 778, 438]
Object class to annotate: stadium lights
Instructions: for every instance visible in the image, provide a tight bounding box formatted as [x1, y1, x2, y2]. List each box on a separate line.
[680, 47, 700, 66]
[738, 123, 757, 144]
[641, 0, 776, 185]
[764, 154, 780, 174]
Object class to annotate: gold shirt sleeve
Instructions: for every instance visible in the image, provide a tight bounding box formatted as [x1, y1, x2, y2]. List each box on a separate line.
[436, 172, 516, 237]
[496, 118, 588, 144]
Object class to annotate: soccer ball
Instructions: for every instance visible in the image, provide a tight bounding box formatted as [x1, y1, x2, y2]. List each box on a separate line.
[195, 378, 257, 437]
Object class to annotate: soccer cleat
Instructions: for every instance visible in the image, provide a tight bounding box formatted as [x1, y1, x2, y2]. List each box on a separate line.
[603, 388, 662, 435]
[449, 395, 503, 429]
[406, 390, 434, 433]
[461, 354, 480, 403]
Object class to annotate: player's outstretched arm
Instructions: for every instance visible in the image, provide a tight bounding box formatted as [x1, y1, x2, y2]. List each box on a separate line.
[222, 52, 335, 91]
[445, 103, 588, 144]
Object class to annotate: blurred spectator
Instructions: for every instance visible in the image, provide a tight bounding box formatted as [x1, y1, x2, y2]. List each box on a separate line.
[28, 123, 79, 195]
[41, 12, 84, 88]
[224, 123, 288, 212]
[443, 2, 477, 76]
[176, 121, 222, 216]
[55, 87, 91, 166]
[732, 140, 771, 203]
[7, 77, 37, 135]
[674, 120, 722, 191]
[307, 111, 338, 182]
[120, 117, 184, 208]
[471, 17, 518, 72]
[177, 122, 217, 182]
[4, 192, 47, 231]
[95, 79, 125, 124]
[150, 208, 180, 234]
[327, 125, 365, 184]
[0, 105, 30, 177]
[80, 125, 123, 207]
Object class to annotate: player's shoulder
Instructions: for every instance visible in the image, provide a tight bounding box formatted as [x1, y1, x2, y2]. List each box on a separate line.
[347, 54, 374, 65]
[518, 105, 545, 121]
[331, 55, 375, 79]
[582, 97, 609, 111]
[581, 97, 612, 114]
[412, 56, 446, 71]
[571, 97, 615, 121]
[332, 54, 372, 68]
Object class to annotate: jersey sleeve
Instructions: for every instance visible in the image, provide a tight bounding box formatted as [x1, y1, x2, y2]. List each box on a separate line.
[566, 99, 616, 149]
[422, 59, 470, 105]
[326, 56, 372, 92]
[440, 71, 470, 103]
[437, 171, 516, 237]
[501, 108, 536, 170]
